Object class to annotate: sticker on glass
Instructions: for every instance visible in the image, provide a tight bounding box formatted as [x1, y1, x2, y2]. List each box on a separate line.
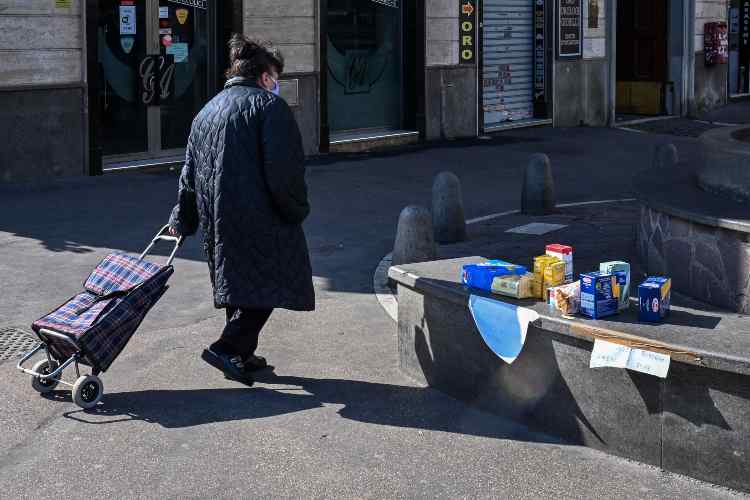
[176, 8, 189, 25]
[119, 5, 136, 35]
[120, 36, 135, 54]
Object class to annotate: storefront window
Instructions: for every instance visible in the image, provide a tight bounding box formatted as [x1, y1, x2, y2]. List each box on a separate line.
[326, 0, 403, 134]
[95, 0, 211, 158]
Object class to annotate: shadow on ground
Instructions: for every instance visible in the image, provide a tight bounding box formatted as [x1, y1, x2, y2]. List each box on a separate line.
[54, 371, 565, 445]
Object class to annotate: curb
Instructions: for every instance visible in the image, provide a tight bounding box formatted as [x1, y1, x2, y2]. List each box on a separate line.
[373, 198, 637, 323]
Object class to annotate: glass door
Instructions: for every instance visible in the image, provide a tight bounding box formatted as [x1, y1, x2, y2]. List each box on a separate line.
[95, 0, 212, 160]
[326, 0, 404, 134]
[158, 0, 210, 150]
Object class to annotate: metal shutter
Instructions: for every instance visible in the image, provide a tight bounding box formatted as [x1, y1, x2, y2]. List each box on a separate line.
[482, 0, 534, 128]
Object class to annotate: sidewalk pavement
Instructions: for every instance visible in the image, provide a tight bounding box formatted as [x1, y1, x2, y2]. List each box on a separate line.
[0, 126, 742, 498]
[698, 100, 750, 125]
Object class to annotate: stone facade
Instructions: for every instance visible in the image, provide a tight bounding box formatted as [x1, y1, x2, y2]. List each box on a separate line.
[638, 205, 750, 313]
[0, 0, 85, 182]
[692, 0, 731, 115]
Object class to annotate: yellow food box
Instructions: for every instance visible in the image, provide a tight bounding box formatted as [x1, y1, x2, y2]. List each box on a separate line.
[533, 255, 559, 275]
[531, 276, 544, 299]
[544, 261, 565, 284]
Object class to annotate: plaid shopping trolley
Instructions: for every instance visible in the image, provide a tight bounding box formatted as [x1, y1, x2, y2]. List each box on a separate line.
[17, 225, 181, 409]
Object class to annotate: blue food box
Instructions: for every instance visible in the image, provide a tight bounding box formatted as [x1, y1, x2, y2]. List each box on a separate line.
[579, 272, 620, 319]
[638, 277, 672, 322]
[462, 260, 528, 292]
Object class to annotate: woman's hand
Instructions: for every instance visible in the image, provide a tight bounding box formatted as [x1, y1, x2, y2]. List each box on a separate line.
[168, 226, 181, 237]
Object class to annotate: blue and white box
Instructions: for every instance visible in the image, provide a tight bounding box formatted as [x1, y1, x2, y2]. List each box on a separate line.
[462, 260, 528, 292]
[580, 272, 620, 319]
[638, 277, 672, 322]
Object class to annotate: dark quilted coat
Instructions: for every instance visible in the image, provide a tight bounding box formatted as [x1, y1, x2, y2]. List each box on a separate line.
[169, 77, 315, 312]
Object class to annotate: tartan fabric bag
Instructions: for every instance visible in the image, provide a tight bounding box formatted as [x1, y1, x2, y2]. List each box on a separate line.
[32, 252, 173, 371]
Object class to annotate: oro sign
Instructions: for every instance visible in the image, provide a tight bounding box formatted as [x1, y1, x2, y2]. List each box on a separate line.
[459, 0, 476, 64]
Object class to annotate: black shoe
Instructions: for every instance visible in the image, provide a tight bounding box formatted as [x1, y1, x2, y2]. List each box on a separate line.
[243, 354, 269, 373]
[201, 349, 254, 386]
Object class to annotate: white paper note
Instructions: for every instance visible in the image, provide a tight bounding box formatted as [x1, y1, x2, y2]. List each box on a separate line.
[626, 349, 671, 379]
[589, 339, 631, 369]
[589, 339, 672, 378]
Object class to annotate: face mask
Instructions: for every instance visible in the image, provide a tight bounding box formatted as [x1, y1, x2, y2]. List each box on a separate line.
[268, 76, 280, 96]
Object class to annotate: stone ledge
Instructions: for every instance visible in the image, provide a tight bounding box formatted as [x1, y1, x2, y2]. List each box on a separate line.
[390, 257, 750, 377]
[634, 161, 750, 235]
[391, 256, 750, 492]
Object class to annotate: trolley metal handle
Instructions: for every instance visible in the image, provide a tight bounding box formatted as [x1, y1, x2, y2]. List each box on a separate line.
[140, 224, 183, 267]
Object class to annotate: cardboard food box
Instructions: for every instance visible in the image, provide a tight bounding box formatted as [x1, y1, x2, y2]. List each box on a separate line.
[600, 261, 631, 310]
[580, 272, 620, 319]
[492, 273, 535, 299]
[638, 277, 672, 322]
[546, 244, 574, 283]
[533, 255, 564, 300]
[462, 260, 528, 292]
[548, 281, 581, 315]
[544, 260, 565, 285]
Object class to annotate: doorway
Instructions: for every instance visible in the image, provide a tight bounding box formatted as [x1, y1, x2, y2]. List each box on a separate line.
[615, 0, 669, 118]
[323, 0, 410, 142]
[481, 0, 549, 130]
[92, 0, 215, 163]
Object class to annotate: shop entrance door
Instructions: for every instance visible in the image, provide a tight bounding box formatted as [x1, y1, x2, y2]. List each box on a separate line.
[481, 0, 538, 129]
[93, 0, 212, 162]
[325, 0, 405, 138]
[615, 0, 669, 116]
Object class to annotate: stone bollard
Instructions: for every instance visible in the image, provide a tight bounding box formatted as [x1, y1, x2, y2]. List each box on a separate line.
[653, 143, 679, 169]
[432, 171, 467, 244]
[521, 153, 556, 215]
[392, 205, 437, 267]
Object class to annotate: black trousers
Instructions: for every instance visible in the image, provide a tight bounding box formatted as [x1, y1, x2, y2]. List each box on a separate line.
[210, 307, 273, 359]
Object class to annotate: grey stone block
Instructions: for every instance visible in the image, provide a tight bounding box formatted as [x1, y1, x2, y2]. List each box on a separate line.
[653, 143, 679, 169]
[0, 87, 84, 182]
[397, 280, 662, 467]
[392, 205, 437, 267]
[432, 171, 467, 244]
[665, 239, 693, 291]
[662, 363, 750, 493]
[425, 66, 478, 141]
[521, 153, 556, 215]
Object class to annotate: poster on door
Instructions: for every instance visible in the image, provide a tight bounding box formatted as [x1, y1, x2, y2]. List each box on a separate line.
[557, 0, 582, 58]
[120, 4, 136, 35]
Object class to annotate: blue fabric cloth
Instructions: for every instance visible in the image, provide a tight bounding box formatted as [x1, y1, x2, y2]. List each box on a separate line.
[468, 295, 539, 364]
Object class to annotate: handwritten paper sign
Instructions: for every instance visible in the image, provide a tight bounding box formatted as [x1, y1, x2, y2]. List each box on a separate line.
[589, 339, 671, 378]
[627, 348, 671, 378]
[590, 338, 631, 368]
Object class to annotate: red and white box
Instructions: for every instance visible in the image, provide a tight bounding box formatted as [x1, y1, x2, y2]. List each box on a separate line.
[546, 244, 574, 283]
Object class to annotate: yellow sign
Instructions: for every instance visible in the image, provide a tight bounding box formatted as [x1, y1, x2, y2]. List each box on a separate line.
[55, 0, 72, 8]
[176, 8, 189, 25]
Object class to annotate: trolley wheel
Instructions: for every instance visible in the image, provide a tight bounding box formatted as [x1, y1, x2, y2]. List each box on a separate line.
[31, 359, 60, 394]
[72, 375, 103, 409]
